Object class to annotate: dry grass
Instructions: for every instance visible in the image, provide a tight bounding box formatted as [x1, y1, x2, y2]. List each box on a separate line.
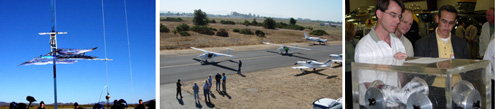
[161, 17, 342, 50]
[0, 105, 138, 109]
[181, 65, 342, 109]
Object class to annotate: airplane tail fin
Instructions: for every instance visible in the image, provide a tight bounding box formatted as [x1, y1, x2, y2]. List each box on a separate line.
[224, 48, 234, 55]
[304, 32, 309, 39]
[322, 39, 328, 42]
[324, 59, 333, 66]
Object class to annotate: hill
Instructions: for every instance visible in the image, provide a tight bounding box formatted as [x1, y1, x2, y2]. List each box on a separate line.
[160, 17, 341, 50]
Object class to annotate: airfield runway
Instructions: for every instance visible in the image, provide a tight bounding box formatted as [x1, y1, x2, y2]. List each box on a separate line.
[160, 44, 342, 84]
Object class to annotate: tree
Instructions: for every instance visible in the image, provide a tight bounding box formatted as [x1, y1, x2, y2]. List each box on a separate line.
[290, 17, 296, 25]
[251, 18, 258, 25]
[263, 17, 276, 29]
[160, 24, 170, 33]
[193, 9, 208, 25]
[244, 19, 250, 27]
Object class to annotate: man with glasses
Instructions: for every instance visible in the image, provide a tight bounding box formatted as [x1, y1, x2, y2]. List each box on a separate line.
[354, 0, 405, 107]
[414, 5, 468, 59]
[354, 0, 407, 63]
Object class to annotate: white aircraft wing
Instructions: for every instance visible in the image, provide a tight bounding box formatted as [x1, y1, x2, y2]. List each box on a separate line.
[287, 45, 311, 50]
[263, 42, 284, 47]
[209, 51, 234, 57]
[264, 42, 311, 50]
[191, 47, 209, 53]
[292, 66, 311, 69]
[191, 47, 234, 57]
[332, 59, 343, 63]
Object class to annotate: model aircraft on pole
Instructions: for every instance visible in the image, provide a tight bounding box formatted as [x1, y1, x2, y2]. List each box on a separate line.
[263, 42, 311, 54]
[20, 47, 111, 66]
[191, 47, 234, 63]
[329, 54, 342, 64]
[304, 32, 327, 45]
[292, 59, 333, 72]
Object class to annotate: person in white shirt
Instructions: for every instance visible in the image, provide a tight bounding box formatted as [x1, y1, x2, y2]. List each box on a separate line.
[479, 8, 494, 58]
[354, 0, 406, 106]
[394, 9, 415, 57]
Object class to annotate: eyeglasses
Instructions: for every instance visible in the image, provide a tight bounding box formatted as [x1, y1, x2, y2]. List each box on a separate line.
[383, 11, 402, 20]
[440, 19, 456, 26]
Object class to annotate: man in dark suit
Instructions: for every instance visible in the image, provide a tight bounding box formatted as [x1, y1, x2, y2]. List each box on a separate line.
[415, 5, 468, 59]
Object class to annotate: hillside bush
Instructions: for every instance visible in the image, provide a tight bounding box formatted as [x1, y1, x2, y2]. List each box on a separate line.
[310, 29, 329, 36]
[179, 31, 190, 36]
[176, 23, 190, 31]
[263, 17, 276, 29]
[220, 20, 236, 25]
[160, 24, 170, 33]
[216, 29, 229, 37]
[191, 25, 214, 35]
[161, 17, 183, 22]
[255, 30, 265, 37]
[233, 29, 240, 32]
[239, 29, 254, 35]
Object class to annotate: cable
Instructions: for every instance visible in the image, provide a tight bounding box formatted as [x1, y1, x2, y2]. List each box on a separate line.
[100, 0, 110, 97]
[123, 0, 135, 100]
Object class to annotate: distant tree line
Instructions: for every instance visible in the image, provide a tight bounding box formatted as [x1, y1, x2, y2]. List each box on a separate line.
[161, 17, 183, 22]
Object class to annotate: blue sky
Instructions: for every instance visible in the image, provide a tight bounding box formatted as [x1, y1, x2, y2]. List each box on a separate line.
[160, 0, 342, 22]
[0, 0, 155, 104]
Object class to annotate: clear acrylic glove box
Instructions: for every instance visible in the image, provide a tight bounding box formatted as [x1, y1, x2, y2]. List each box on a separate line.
[351, 57, 491, 109]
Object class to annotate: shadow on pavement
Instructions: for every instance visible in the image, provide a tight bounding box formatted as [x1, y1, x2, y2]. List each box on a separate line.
[294, 69, 328, 77]
[177, 98, 184, 105]
[327, 75, 338, 79]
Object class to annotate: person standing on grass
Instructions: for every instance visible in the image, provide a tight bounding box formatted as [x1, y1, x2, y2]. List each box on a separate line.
[193, 82, 200, 103]
[222, 73, 227, 93]
[203, 80, 211, 103]
[215, 73, 222, 91]
[238, 60, 242, 74]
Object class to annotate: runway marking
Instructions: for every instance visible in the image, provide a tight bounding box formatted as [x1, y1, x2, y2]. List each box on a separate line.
[160, 48, 341, 69]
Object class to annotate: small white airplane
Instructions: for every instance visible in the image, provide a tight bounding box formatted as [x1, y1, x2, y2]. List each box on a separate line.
[329, 54, 342, 63]
[292, 59, 333, 72]
[191, 47, 234, 63]
[304, 32, 328, 45]
[263, 42, 311, 54]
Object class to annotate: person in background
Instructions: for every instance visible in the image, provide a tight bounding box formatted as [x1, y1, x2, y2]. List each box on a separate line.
[394, 9, 415, 57]
[479, 8, 494, 58]
[37, 101, 45, 109]
[465, 20, 478, 59]
[135, 99, 145, 109]
[222, 73, 227, 93]
[193, 82, 200, 103]
[176, 79, 182, 98]
[215, 73, 222, 91]
[344, 21, 358, 109]
[415, 5, 468, 59]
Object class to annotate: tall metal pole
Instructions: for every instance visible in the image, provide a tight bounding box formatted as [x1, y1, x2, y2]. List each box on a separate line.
[51, 32, 58, 109]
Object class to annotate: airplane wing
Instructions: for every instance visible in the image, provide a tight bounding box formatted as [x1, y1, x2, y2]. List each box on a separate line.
[191, 47, 209, 53]
[209, 51, 234, 57]
[292, 66, 311, 69]
[57, 47, 97, 55]
[332, 59, 343, 63]
[264, 42, 311, 50]
[263, 42, 284, 47]
[19, 57, 77, 66]
[287, 45, 311, 50]
[191, 47, 234, 57]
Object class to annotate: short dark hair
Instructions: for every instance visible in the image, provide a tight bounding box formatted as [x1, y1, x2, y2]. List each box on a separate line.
[375, 0, 405, 18]
[438, 5, 457, 18]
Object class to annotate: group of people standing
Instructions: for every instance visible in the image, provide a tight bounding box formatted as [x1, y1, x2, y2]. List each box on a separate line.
[176, 73, 227, 103]
[345, 0, 494, 107]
